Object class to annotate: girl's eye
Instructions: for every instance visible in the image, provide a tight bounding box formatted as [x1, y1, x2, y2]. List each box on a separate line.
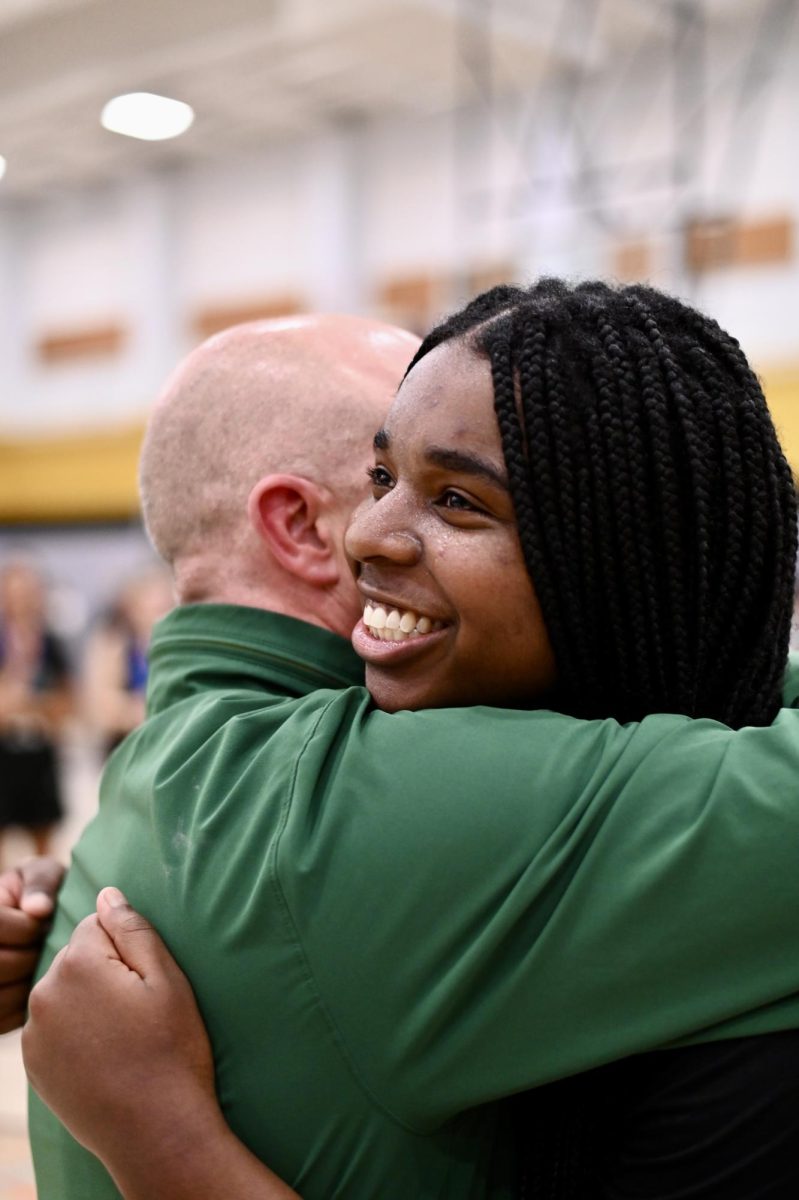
[367, 465, 394, 493]
[439, 490, 480, 513]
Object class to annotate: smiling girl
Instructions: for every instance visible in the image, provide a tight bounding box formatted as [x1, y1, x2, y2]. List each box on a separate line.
[351, 278, 793, 730]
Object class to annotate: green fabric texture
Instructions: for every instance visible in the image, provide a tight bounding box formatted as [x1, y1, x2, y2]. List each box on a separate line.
[29, 605, 799, 1200]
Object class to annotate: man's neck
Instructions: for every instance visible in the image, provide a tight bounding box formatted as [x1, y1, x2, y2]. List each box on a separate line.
[172, 558, 355, 641]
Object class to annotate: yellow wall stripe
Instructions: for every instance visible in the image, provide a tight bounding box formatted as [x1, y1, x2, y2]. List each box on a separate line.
[0, 424, 145, 523]
[761, 365, 799, 480]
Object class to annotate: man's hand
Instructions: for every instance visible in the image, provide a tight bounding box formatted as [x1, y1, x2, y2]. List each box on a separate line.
[0, 856, 65, 1034]
[23, 887, 217, 1162]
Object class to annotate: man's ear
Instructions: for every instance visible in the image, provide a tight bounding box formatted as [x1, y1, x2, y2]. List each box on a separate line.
[247, 475, 339, 587]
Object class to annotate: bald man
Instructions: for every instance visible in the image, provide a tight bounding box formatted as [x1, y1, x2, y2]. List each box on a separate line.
[18, 313, 799, 1200]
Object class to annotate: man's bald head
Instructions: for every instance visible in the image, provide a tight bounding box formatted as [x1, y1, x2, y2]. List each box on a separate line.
[140, 314, 418, 570]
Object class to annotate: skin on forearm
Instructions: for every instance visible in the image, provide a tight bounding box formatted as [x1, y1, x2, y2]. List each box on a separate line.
[104, 1101, 301, 1200]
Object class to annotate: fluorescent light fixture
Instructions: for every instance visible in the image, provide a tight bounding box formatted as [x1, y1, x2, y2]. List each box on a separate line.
[0, 156, 6, 181]
[101, 92, 194, 142]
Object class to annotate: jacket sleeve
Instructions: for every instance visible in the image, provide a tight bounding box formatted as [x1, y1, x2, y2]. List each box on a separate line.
[280, 697, 799, 1131]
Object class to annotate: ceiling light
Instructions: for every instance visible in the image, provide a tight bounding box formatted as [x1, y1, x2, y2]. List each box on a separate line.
[100, 92, 194, 142]
[0, 156, 6, 181]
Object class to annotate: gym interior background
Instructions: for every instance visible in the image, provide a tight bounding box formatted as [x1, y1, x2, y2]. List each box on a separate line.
[1, 2, 798, 1195]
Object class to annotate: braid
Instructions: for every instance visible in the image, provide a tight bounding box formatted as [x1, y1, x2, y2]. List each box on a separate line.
[663, 295, 797, 723]
[541, 340, 597, 688]
[486, 325, 571, 677]
[594, 312, 666, 704]
[405, 285, 526, 378]
[412, 277, 796, 728]
[625, 294, 705, 711]
[513, 322, 581, 686]
[684, 343, 751, 714]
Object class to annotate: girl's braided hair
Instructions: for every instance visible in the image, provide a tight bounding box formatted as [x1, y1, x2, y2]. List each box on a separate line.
[407, 278, 797, 728]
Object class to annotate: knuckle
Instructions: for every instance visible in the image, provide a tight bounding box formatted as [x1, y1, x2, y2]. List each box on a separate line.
[119, 912, 152, 935]
[20, 1023, 39, 1077]
[27, 977, 49, 1018]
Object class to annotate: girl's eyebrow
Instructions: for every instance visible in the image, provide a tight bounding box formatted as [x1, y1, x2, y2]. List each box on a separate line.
[373, 429, 508, 492]
[425, 447, 508, 491]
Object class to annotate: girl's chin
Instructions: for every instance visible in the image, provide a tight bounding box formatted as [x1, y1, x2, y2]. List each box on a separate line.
[365, 666, 557, 715]
[364, 667, 461, 714]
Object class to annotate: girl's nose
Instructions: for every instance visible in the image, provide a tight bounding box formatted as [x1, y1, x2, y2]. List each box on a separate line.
[345, 495, 422, 566]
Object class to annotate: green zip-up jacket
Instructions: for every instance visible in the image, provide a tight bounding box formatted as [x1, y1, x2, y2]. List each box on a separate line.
[30, 604, 799, 1199]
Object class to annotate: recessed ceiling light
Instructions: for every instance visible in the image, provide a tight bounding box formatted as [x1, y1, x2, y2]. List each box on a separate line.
[0, 156, 6, 181]
[100, 92, 194, 142]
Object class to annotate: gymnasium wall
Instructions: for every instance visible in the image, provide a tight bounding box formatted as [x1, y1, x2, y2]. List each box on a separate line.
[1, 14, 798, 522]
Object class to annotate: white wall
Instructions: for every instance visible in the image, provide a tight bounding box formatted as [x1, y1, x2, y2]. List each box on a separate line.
[178, 147, 308, 307]
[1, 11, 798, 433]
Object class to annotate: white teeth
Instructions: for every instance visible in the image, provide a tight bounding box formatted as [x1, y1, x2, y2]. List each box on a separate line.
[362, 603, 441, 641]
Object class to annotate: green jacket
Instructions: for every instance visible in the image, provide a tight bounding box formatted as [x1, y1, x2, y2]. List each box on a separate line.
[30, 604, 799, 1199]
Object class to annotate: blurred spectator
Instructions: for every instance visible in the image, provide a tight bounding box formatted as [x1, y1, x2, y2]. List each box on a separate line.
[83, 569, 173, 756]
[0, 561, 73, 858]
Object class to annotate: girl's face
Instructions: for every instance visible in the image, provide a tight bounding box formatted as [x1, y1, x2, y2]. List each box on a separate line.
[345, 338, 556, 713]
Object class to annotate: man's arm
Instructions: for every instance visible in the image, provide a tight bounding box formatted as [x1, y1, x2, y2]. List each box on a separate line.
[30, 688, 799, 1159]
[23, 889, 300, 1200]
[0, 858, 64, 1033]
[280, 694, 799, 1128]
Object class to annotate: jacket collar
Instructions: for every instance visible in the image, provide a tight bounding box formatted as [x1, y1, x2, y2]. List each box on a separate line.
[147, 603, 364, 712]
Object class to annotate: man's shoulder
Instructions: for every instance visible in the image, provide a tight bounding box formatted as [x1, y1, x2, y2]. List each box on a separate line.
[128, 682, 369, 766]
